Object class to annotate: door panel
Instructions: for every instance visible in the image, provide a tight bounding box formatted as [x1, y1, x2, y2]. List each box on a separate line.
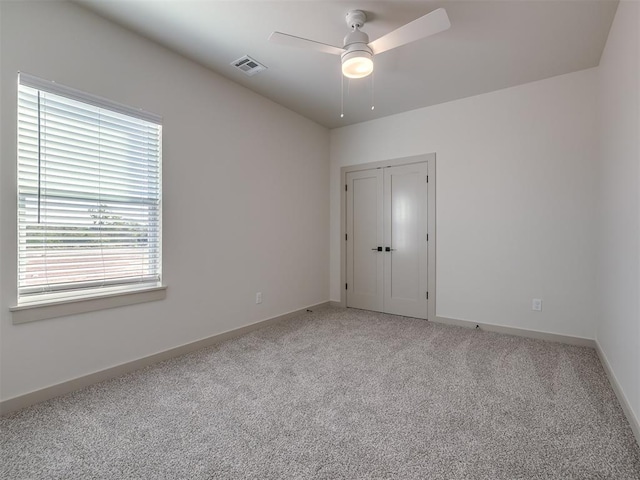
[346, 162, 428, 319]
[346, 170, 383, 312]
[384, 163, 428, 318]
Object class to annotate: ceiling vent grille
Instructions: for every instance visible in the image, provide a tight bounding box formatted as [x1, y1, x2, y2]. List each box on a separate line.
[231, 55, 268, 76]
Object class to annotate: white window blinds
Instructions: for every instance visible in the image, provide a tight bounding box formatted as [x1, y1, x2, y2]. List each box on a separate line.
[17, 74, 162, 302]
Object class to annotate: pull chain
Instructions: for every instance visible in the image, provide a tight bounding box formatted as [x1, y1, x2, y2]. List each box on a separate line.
[371, 71, 375, 111]
[340, 72, 375, 117]
[340, 74, 344, 118]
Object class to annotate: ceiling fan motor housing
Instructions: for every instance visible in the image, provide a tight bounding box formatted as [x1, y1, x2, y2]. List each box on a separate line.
[342, 28, 372, 60]
[343, 29, 370, 49]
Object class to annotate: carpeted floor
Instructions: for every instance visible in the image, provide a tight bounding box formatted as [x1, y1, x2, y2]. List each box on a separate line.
[1, 306, 639, 479]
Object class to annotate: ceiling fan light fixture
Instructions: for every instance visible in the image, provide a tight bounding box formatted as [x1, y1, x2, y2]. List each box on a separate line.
[269, 7, 451, 85]
[341, 50, 373, 79]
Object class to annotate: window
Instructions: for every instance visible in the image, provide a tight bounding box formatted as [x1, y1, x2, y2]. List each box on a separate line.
[17, 74, 162, 305]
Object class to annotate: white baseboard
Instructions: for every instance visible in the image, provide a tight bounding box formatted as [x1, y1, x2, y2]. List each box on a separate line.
[595, 340, 640, 447]
[0, 302, 330, 416]
[434, 315, 596, 347]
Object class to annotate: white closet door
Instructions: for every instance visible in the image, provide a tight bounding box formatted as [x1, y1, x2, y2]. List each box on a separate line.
[346, 162, 429, 319]
[346, 169, 383, 312]
[383, 163, 429, 319]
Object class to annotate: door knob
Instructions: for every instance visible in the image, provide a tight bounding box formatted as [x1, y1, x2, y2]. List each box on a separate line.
[371, 246, 383, 251]
[385, 247, 396, 252]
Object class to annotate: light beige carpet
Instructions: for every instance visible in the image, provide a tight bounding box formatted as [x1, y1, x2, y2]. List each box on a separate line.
[1, 306, 639, 479]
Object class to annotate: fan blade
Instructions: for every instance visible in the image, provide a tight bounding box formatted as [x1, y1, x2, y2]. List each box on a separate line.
[368, 8, 450, 55]
[269, 32, 344, 56]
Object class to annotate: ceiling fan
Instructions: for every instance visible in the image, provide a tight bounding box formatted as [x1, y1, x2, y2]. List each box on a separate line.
[269, 8, 451, 79]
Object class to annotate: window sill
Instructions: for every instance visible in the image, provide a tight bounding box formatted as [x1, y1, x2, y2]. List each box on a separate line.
[10, 285, 167, 325]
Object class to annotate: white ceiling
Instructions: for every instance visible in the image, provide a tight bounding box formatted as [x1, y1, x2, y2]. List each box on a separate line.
[76, 1, 618, 129]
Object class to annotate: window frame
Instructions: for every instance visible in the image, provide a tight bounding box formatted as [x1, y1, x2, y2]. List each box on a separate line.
[11, 74, 165, 323]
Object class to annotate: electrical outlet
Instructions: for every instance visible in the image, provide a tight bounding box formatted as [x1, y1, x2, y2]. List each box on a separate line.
[255, 292, 262, 304]
[532, 298, 542, 311]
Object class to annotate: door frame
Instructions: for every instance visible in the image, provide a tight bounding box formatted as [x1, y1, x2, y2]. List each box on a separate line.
[340, 153, 436, 321]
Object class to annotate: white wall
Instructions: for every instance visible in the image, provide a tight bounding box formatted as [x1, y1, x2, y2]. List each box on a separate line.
[0, 1, 329, 401]
[331, 68, 600, 339]
[598, 0, 640, 430]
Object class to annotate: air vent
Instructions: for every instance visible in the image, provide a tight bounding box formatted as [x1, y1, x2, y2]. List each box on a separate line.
[231, 55, 268, 77]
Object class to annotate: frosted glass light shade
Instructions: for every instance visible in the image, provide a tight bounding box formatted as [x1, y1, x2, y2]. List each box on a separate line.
[341, 51, 374, 79]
